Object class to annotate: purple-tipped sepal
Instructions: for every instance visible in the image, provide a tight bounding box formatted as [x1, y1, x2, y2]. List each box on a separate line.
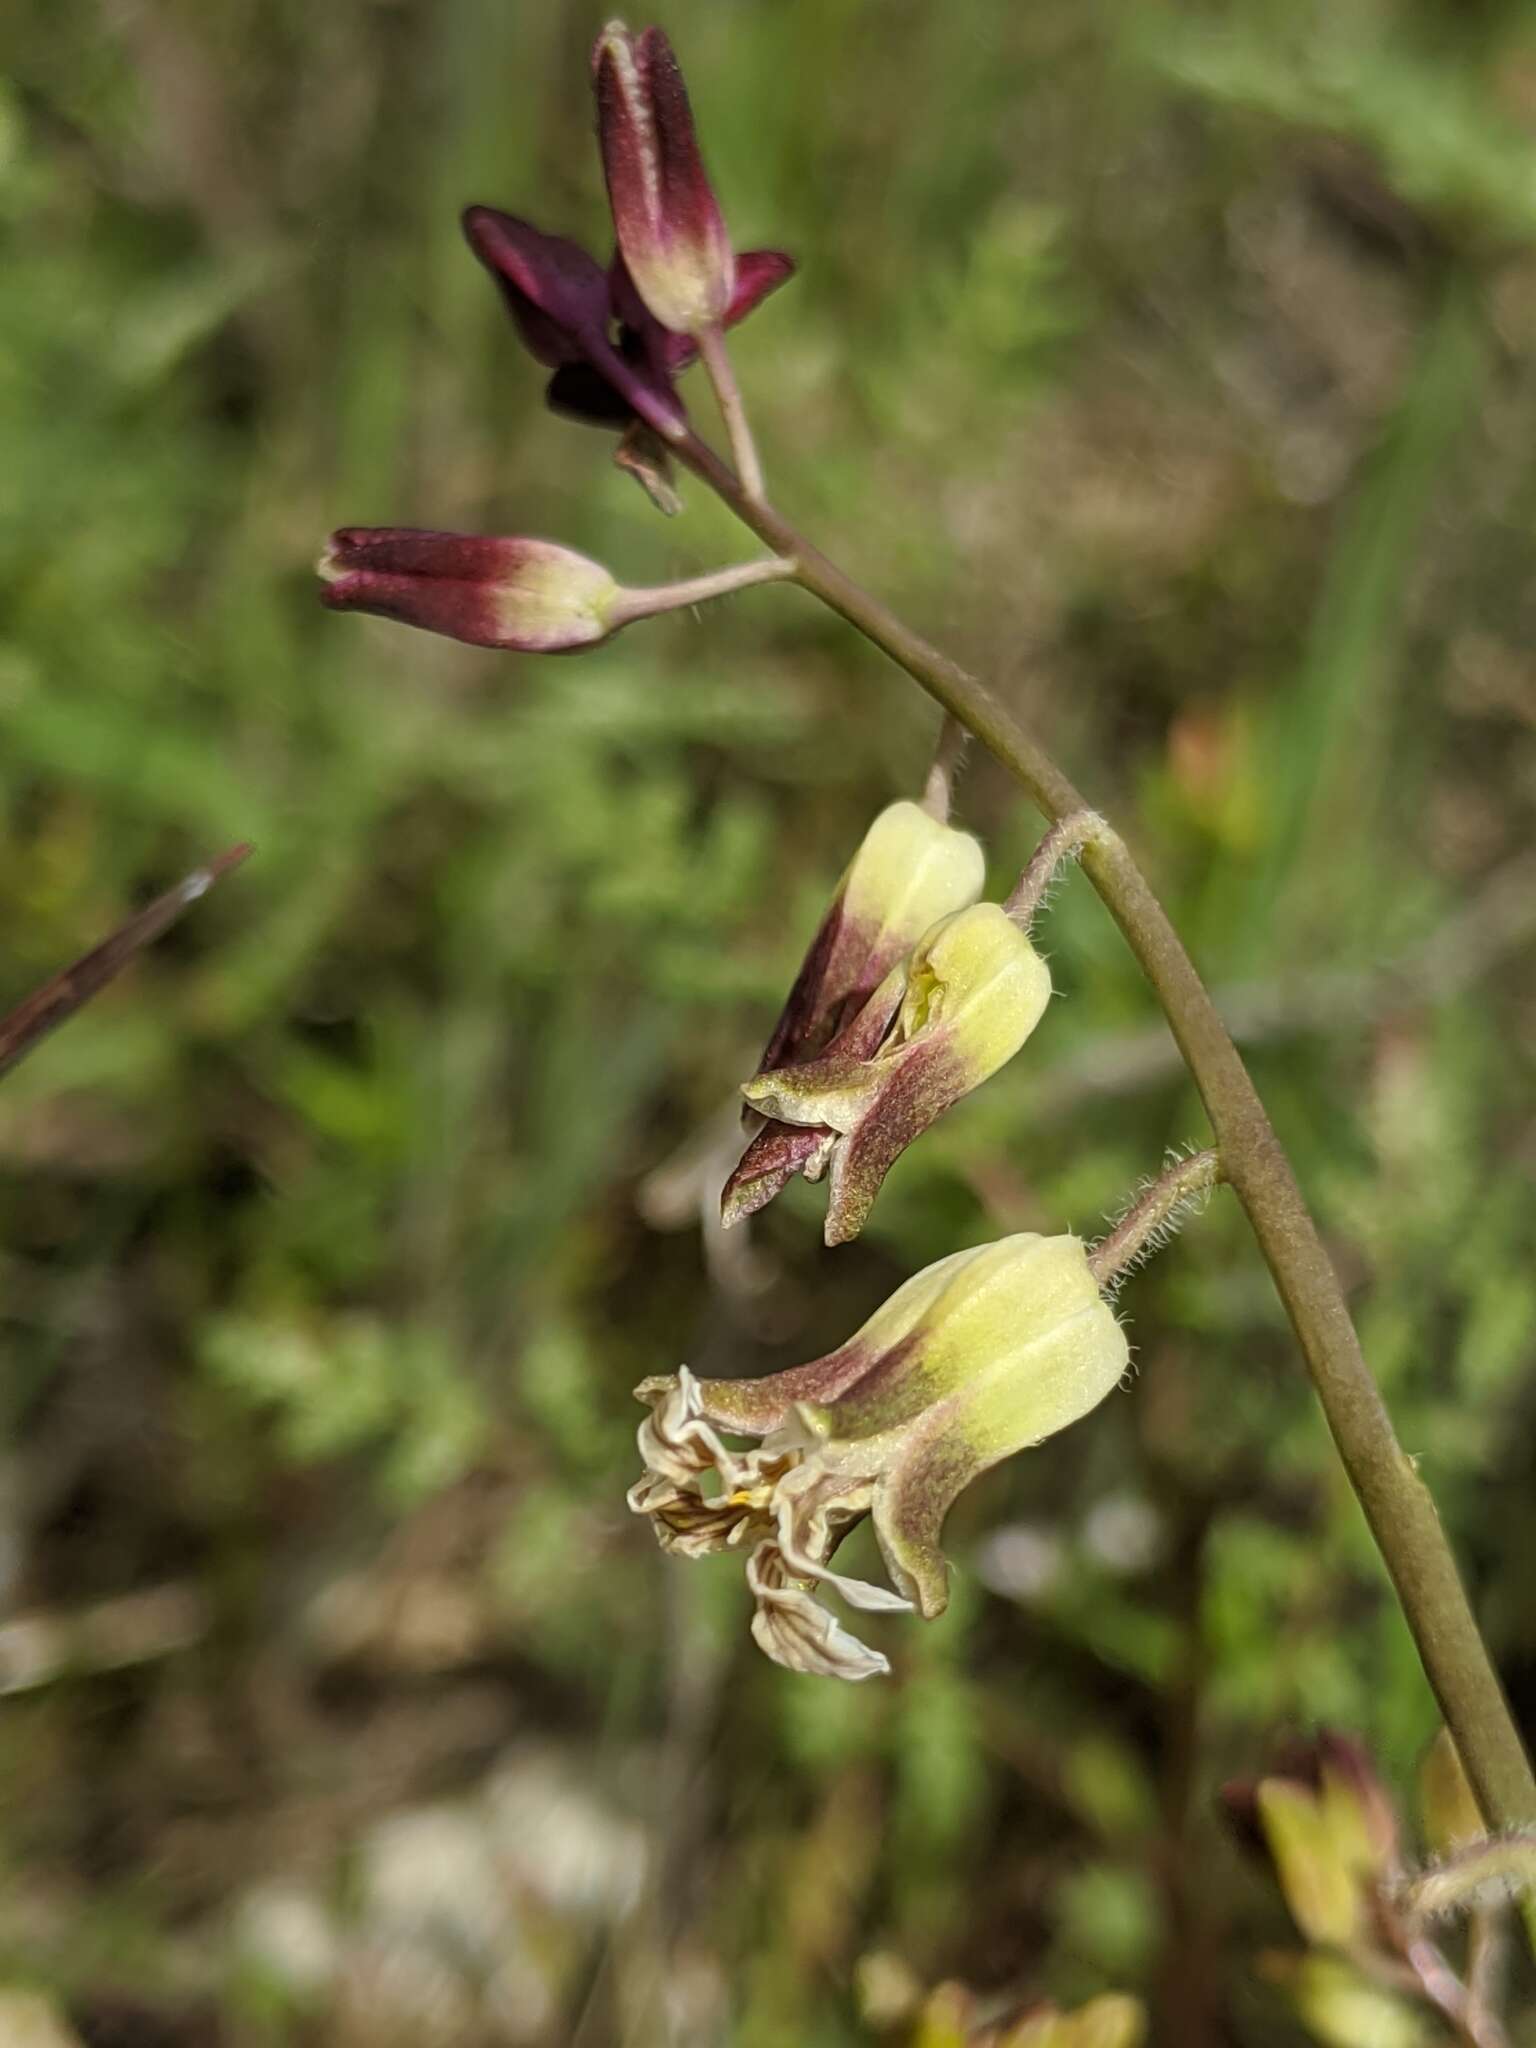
[460, 209, 613, 367]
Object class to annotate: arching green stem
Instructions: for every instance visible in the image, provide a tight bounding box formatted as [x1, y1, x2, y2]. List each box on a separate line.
[671, 426, 1536, 1845]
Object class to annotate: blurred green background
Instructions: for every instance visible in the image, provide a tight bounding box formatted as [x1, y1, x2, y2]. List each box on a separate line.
[2, 0, 1536, 2042]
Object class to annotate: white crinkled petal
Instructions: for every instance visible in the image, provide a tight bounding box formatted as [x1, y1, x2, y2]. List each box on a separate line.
[746, 1544, 890, 1682]
[626, 1475, 760, 1557]
[634, 1365, 749, 1491]
[625, 1471, 673, 1516]
[770, 1477, 914, 1615]
[811, 1565, 913, 1614]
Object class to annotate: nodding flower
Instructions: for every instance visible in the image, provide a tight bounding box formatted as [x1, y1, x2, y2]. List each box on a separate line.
[721, 800, 988, 1235]
[629, 1233, 1129, 1680]
[727, 896, 1052, 1245]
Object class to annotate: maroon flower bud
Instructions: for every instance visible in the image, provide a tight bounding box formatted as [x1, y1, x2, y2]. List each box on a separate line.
[593, 23, 734, 337]
[319, 528, 795, 655]
[318, 529, 622, 652]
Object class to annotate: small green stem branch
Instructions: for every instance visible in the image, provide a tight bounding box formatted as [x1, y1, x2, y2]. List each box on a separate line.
[610, 554, 797, 627]
[697, 325, 766, 503]
[920, 712, 968, 821]
[1401, 1835, 1536, 1924]
[1089, 1149, 1222, 1291]
[669, 427, 1536, 1840]
[1007, 808, 1108, 925]
[1466, 1906, 1508, 2038]
[1396, 1931, 1507, 2048]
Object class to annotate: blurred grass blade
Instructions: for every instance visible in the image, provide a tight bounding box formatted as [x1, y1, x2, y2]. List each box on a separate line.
[0, 843, 251, 1083]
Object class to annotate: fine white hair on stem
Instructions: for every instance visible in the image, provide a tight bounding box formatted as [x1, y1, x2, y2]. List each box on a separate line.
[1088, 1146, 1222, 1293]
[1398, 1833, 1536, 1924]
[1005, 810, 1108, 926]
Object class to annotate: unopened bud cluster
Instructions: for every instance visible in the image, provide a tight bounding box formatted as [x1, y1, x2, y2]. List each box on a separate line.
[319, 21, 793, 655]
[1218, 1729, 1522, 2043]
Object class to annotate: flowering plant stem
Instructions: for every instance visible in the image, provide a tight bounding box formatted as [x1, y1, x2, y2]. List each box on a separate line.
[671, 425, 1536, 1840]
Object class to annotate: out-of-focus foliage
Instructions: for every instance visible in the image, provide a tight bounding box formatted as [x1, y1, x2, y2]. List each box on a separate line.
[1, 0, 1534, 2042]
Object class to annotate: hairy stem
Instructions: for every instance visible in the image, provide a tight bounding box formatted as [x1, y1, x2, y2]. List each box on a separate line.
[670, 425, 1536, 1839]
[1089, 1150, 1222, 1290]
[1401, 1834, 1536, 1923]
[1007, 808, 1107, 924]
[920, 712, 968, 820]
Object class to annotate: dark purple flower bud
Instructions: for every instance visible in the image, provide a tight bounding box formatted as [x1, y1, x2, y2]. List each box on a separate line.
[463, 210, 685, 441]
[318, 529, 622, 653]
[593, 23, 734, 337]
